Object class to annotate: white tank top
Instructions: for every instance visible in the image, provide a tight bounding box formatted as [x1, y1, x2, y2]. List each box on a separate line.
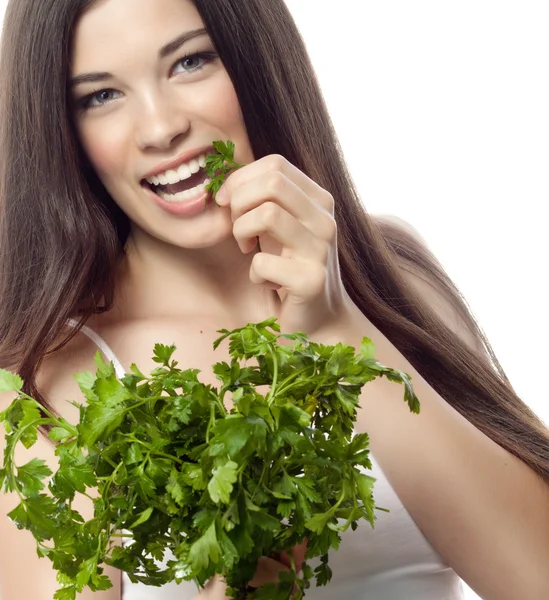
[68, 320, 464, 599]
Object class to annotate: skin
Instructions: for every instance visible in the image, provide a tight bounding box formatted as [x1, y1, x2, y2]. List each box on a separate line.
[72, 0, 279, 328]
[2, 0, 548, 598]
[71, 0, 331, 595]
[67, 0, 549, 598]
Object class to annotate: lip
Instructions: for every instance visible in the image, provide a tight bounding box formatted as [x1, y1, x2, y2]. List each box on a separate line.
[141, 144, 215, 181]
[144, 183, 212, 218]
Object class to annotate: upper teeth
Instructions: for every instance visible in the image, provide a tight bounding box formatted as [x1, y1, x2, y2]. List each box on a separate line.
[146, 154, 207, 186]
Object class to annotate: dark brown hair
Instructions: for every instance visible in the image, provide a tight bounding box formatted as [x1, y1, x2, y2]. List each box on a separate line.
[1, 0, 547, 481]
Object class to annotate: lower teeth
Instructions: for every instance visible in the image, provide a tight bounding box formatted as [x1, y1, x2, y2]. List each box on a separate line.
[157, 178, 211, 203]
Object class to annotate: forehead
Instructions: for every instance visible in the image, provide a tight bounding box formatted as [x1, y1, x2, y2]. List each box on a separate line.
[72, 0, 204, 72]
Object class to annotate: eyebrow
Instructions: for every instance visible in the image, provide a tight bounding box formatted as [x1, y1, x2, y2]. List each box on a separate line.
[159, 27, 208, 59]
[70, 27, 209, 88]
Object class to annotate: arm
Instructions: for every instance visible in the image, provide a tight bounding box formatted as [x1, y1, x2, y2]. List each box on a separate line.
[332, 221, 549, 600]
[0, 392, 122, 600]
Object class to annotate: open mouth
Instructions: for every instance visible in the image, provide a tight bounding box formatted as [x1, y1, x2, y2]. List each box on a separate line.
[142, 168, 211, 202]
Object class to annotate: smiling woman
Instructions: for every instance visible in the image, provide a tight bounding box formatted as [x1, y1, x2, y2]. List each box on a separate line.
[0, 1, 548, 600]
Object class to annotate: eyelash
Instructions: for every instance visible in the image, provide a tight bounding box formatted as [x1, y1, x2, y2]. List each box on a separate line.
[78, 51, 219, 111]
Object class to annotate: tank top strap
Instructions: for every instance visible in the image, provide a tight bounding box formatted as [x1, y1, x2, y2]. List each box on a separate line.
[65, 318, 126, 380]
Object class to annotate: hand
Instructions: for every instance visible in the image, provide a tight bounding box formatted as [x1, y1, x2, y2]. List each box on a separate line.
[216, 154, 353, 336]
[249, 539, 308, 588]
[198, 540, 308, 599]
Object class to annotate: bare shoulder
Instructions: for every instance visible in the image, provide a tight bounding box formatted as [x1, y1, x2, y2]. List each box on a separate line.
[371, 214, 487, 355]
[37, 325, 102, 424]
[0, 331, 121, 599]
[372, 213, 430, 245]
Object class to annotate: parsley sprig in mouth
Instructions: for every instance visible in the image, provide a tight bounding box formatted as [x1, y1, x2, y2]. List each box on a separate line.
[0, 318, 419, 600]
[204, 140, 246, 203]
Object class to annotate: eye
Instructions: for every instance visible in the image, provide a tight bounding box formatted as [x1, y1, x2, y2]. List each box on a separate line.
[171, 51, 218, 76]
[79, 89, 122, 110]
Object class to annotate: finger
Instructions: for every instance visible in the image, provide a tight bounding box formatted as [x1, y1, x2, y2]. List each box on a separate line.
[225, 172, 336, 246]
[227, 171, 317, 222]
[291, 539, 309, 572]
[203, 575, 229, 597]
[248, 556, 289, 588]
[233, 202, 327, 258]
[249, 253, 327, 300]
[218, 153, 335, 216]
[278, 539, 308, 573]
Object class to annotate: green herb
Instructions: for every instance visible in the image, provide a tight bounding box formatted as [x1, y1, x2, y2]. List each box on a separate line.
[204, 140, 246, 202]
[0, 319, 419, 599]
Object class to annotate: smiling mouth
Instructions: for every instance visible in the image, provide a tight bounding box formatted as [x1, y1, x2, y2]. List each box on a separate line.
[142, 167, 209, 195]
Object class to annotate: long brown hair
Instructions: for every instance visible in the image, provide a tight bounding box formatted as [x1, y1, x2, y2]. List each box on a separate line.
[1, 0, 547, 481]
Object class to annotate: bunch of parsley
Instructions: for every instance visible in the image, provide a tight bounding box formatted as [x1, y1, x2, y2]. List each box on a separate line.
[0, 318, 419, 599]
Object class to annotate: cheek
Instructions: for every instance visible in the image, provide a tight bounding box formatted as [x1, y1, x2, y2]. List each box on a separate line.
[202, 74, 247, 135]
[78, 121, 129, 180]
[215, 89, 243, 127]
[216, 84, 255, 164]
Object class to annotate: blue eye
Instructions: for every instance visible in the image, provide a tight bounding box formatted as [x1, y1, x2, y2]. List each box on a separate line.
[75, 51, 218, 112]
[172, 51, 218, 76]
[79, 89, 121, 110]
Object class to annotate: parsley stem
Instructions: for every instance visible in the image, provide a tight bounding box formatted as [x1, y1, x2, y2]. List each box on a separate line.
[332, 487, 346, 512]
[121, 394, 173, 415]
[121, 436, 184, 465]
[273, 367, 314, 398]
[101, 455, 119, 471]
[209, 390, 227, 415]
[6, 416, 56, 501]
[19, 394, 78, 435]
[266, 344, 279, 405]
[313, 375, 328, 397]
[206, 404, 216, 443]
[257, 456, 272, 492]
[102, 460, 124, 502]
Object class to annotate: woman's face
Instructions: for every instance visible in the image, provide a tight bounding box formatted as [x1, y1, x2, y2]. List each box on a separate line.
[71, 0, 254, 249]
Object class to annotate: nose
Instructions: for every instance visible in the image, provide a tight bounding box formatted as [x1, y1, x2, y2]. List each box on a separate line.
[134, 90, 190, 151]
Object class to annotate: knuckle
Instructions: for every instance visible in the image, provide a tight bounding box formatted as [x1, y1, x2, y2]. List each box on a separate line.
[264, 170, 286, 196]
[266, 154, 287, 172]
[260, 201, 280, 226]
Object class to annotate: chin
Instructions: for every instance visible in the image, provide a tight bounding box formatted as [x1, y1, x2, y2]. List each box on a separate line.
[136, 211, 235, 251]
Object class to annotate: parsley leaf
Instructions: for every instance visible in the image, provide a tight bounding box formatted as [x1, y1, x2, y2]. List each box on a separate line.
[208, 460, 238, 504]
[0, 369, 23, 393]
[188, 521, 221, 572]
[204, 140, 246, 202]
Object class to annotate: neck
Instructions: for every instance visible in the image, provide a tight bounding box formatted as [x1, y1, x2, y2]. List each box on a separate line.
[108, 229, 280, 329]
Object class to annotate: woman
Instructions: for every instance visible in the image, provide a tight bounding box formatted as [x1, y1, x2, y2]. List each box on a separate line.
[0, 0, 547, 598]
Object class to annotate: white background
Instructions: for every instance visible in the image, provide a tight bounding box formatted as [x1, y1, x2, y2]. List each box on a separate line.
[1, 2, 547, 598]
[283, 0, 548, 428]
